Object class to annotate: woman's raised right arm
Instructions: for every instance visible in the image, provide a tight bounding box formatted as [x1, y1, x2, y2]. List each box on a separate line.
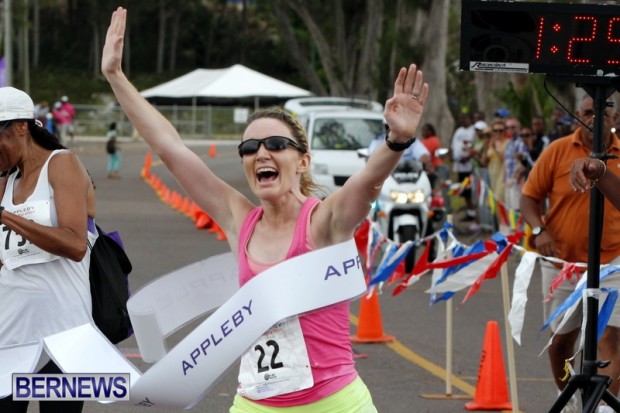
[101, 8, 251, 242]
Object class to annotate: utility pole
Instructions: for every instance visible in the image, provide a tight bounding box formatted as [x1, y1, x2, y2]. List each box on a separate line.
[4, 0, 12, 86]
[22, 0, 29, 93]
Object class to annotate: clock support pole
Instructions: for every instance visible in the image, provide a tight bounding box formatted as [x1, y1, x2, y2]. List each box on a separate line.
[547, 76, 620, 413]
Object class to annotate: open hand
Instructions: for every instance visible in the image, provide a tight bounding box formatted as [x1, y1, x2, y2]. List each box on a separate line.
[101, 7, 127, 79]
[384, 64, 429, 142]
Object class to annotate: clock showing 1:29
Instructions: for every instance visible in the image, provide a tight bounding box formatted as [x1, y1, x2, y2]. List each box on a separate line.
[460, 0, 620, 76]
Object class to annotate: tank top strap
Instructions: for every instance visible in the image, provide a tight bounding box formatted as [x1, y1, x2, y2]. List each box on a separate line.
[2, 149, 66, 207]
[31, 150, 66, 200]
[287, 197, 320, 258]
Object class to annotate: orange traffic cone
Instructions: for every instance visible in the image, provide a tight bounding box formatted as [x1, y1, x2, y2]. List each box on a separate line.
[144, 151, 152, 169]
[158, 186, 169, 202]
[209, 144, 217, 158]
[141, 152, 153, 179]
[465, 321, 512, 411]
[195, 211, 213, 229]
[189, 202, 201, 221]
[215, 223, 227, 241]
[180, 197, 192, 217]
[147, 173, 157, 189]
[172, 192, 184, 210]
[166, 190, 178, 207]
[350, 289, 394, 343]
[154, 178, 165, 197]
[207, 220, 227, 240]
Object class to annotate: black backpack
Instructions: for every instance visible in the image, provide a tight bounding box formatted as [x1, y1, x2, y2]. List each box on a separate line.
[88, 225, 133, 344]
[106, 138, 116, 154]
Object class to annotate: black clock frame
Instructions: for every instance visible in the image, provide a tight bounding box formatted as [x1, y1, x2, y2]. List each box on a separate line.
[461, 0, 620, 77]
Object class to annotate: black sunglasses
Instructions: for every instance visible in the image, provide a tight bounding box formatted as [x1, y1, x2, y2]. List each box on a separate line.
[238, 136, 306, 157]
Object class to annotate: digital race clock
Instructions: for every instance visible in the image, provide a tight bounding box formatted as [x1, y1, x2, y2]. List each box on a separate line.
[460, 0, 620, 76]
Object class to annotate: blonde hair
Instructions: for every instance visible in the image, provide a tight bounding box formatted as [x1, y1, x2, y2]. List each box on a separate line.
[246, 108, 325, 197]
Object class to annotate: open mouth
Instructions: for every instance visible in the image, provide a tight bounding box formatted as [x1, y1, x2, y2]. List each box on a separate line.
[257, 167, 279, 183]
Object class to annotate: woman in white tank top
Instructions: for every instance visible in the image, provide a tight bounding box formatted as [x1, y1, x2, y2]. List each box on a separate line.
[0, 87, 96, 413]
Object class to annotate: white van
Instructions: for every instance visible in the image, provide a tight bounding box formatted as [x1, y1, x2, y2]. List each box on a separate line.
[284, 97, 384, 195]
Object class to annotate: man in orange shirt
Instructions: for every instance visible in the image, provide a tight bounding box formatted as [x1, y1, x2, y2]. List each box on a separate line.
[520, 95, 620, 413]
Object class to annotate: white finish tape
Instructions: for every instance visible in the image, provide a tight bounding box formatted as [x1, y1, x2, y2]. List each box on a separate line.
[0, 240, 365, 409]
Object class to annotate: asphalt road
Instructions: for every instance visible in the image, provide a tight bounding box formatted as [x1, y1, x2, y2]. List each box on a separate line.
[28, 138, 570, 412]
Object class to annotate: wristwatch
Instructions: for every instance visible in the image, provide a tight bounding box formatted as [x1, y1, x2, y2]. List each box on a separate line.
[384, 125, 416, 152]
[532, 226, 545, 237]
[385, 135, 416, 151]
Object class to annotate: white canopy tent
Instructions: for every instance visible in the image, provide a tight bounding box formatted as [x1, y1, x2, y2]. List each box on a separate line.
[140, 64, 313, 109]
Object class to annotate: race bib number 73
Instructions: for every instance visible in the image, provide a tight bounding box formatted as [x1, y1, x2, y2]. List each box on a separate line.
[0, 200, 58, 269]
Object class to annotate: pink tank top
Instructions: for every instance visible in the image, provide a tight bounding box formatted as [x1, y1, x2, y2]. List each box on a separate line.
[237, 197, 357, 407]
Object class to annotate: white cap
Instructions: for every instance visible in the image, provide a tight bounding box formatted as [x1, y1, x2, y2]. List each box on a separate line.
[61, 95, 68, 102]
[0, 87, 35, 121]
[474, 120, 487, 130]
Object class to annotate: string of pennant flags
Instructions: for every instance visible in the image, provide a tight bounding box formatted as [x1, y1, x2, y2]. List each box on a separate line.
[356, 171, 620, 352]
[358, 216, 620, 350]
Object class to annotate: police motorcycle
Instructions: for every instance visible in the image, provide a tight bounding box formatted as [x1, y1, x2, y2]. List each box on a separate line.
[358, 148, 447, 272]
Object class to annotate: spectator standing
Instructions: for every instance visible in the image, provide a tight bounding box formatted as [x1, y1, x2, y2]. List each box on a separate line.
[450, 113, 477, 221]
[420, 123, 443, 188]
[473, 110, 486, 124]
[54, 96, 76, 145]
[504, 117, 526, 210]
[548, 107, 572, 141]
[472, 123, 492, 185]
[34, 101, 49, 124]
[45, 112, 56, 136]
[471, 120, 488, 173]
[531, 115, 551, 154]
[520, 96, 620, 413]
[514, 125, 536, 187]
[52, 101, 66, 145]
[480, 120, 508, 206]
[471, 125, 494, 231]
[106, 122, 121, 179]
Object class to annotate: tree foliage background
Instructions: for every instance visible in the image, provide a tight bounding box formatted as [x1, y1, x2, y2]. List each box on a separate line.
[2, 0, 577, 143]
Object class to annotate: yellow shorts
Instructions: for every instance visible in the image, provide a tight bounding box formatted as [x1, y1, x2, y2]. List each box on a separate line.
[229, 376, 377, 413]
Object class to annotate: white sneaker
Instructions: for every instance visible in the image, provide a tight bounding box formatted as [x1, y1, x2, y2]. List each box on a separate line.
[597, 405, 615, 413]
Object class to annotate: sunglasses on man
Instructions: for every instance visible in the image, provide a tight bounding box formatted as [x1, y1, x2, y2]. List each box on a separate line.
[238, 136, 306, 157]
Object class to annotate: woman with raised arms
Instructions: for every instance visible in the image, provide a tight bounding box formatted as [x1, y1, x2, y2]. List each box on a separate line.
[102, 7, 428, 412]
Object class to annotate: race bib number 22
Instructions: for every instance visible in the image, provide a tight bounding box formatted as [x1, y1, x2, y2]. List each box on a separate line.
[237, 316, 313, 400]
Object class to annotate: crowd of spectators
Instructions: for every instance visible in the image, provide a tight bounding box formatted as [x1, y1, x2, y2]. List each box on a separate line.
[447, 106, 577, 232]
